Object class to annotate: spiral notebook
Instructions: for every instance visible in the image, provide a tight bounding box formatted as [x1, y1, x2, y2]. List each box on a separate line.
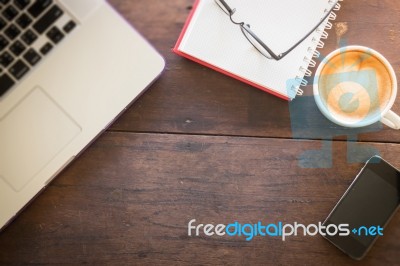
[174, 0, 342, 100]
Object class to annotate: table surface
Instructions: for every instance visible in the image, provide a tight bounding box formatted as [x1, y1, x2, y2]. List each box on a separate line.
[1, 0, 400, 265]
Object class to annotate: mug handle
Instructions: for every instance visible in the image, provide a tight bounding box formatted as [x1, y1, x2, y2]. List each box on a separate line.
[381, 110, 400, 130]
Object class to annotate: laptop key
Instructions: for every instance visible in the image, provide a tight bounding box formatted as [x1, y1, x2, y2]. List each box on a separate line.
[0, 73, 15, 97]
[39, 42, 52, 55]
[0, 35, 9, 51]
[21, 29, 37, 45]
[23, 48, 40, 66]
[14, 0, 31, 10]
[0, 51, 14, 67]
[2, 5, 18, 21]
[33, 5, 63, 34]
[0, 0, 11, 4]
[16, 13, 32, 29]
[28, 0, 52, 17]
[0, 17, 6, 30]
[9, 59, 29, 79]
[63, 20, 76, 33]
[46, 26, 63, 44]
[10, 40, 26, 56]
[5, 24, 21, 40]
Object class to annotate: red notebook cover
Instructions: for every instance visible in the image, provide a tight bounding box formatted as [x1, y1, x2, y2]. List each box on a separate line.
[173, 0, 289, 101]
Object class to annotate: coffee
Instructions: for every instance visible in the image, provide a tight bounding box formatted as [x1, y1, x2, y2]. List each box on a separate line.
[318, 50, 393, 124]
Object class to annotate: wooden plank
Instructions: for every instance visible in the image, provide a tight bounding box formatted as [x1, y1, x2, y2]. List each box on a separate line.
[0, 133, 398, 265]
[107, 0, 400, 143]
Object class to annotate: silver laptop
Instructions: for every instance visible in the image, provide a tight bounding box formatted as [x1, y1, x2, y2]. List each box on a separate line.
[0, 0, 165, 229]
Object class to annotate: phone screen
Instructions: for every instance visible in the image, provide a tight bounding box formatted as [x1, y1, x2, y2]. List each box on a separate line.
[323, 156, 400, 260]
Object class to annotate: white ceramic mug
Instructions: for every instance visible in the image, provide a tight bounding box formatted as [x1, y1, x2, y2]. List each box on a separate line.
[313, 45, 400, 129]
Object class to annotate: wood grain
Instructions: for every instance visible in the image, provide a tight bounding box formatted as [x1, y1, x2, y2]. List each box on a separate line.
[108, 0, 400, 143]
[1, 0, 400, 265]
[0, 133, 399, 265]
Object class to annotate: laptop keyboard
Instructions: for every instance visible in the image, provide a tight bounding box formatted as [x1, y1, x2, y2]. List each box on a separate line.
[0, 0, 76, 97]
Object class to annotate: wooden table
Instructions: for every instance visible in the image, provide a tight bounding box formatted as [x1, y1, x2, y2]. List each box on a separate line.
[1, 0, 399, 265]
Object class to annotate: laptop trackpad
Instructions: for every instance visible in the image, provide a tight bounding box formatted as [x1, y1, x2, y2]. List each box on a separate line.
[0, 88, 81, 192]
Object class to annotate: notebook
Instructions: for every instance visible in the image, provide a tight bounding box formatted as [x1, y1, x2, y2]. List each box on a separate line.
[174, 0, 342, 100]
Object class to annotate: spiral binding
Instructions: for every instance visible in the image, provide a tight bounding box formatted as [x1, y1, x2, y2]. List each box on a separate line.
[291, 0, 343, 97]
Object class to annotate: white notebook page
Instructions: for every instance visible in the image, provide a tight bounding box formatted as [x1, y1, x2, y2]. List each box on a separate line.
[178, 0, 334, 99]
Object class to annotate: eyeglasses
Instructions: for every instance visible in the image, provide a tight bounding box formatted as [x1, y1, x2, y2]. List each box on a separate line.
[215, 0, 340, 61]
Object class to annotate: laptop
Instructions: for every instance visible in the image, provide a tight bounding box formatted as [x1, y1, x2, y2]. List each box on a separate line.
[0, 0, 165, 229]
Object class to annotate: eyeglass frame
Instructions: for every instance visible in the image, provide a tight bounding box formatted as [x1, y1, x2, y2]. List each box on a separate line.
[215, 0, 340, 61]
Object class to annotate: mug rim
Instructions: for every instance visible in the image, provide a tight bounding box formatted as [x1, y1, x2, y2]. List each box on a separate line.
[313, 45, 398, 128]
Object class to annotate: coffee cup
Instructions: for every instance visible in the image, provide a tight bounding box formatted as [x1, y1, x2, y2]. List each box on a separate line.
[313, 45, 400, 129]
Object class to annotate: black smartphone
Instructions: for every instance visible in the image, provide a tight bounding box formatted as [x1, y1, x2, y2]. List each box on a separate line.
[322, 156, 400, 260]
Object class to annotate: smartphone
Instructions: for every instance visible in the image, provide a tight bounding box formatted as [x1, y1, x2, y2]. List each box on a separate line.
[322, 156, 400, 260]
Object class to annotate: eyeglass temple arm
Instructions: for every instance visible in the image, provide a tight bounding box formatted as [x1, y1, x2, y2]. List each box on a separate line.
[277, 0, 340, 60]
[242, 25, 281, 60]
[218, 0, 235, 14]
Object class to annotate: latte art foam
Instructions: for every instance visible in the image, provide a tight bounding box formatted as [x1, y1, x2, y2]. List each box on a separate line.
[318, 50, 393, 124]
